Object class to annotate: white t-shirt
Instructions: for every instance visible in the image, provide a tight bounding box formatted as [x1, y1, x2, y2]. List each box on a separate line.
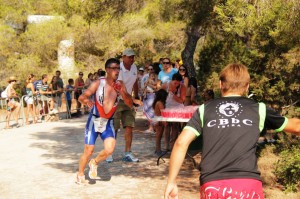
[118, 62, 138, 99]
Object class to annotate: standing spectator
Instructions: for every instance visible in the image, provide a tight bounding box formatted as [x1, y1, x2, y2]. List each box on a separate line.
[152, 89, 168, 156]
[76, 58, 133, 184]
[137, 67, 144, 100]
[142, 71, 158, 134]
[184, 77, 198, 106]
[84, 73, 94, 114]
[161, 73, 186, 151]
[66, 78, 74, 113]
[37, 74, 56, 116]
[141, 65, 155, 134]
[4, 76, 21, 129]
[140, 64, 152, 93]
[157, 58, 178, 89]
[174, 59, 181, 70]
[93, 72, 100, 80]
[55, 70, 64, 110]
[24, 74, 38, 124]
[178, 65, 189, 88]
[74, 72, 85, 114]
[85, 73, 93, 88]
[164, 63, 300, 199]
[110, 48, 141, 163]
[49, 76, 60, 114]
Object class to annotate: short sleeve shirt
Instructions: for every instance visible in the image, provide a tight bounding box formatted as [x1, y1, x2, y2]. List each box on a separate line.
[117, 62, 138, 99]
[184, 96, 287, 185]
[158, 68, 178, 84]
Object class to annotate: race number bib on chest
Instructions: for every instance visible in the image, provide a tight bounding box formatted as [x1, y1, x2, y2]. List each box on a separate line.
[94, 117, 108, 133]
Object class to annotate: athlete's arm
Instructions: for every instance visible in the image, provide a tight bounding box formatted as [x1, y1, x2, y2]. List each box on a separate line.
[118, 82, 133, 108]
[78, 80, 99, 108]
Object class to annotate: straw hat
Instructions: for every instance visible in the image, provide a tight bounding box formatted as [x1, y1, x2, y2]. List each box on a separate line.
[8, 76, 17, 83]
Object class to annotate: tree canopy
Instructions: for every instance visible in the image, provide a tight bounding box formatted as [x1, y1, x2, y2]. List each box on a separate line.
[0, 0, 299, 112]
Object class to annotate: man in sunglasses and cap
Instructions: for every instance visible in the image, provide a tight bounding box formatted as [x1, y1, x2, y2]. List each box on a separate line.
[107, 48, 142, 163]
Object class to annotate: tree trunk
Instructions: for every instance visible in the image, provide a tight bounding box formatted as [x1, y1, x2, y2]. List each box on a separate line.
[181, 25, 203, 78]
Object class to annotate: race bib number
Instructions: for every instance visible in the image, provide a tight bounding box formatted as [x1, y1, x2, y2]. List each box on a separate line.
[94, 117, 108, 133]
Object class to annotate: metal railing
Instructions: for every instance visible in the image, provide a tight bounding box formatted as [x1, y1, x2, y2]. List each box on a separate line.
[0, 89, 88, 128]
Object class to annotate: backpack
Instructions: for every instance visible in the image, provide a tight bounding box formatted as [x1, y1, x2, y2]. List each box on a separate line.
[1, 85, 9, 98]
[34, 80, 42, 91]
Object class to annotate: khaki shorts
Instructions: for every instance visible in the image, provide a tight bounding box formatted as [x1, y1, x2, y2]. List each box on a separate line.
[114, 99, 136, 129]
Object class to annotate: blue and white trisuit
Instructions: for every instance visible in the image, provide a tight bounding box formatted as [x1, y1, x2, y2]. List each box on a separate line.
[84, 78, 119, 145]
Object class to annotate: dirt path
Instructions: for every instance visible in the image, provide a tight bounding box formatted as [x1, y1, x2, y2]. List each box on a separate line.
[0, 111, 200, 199]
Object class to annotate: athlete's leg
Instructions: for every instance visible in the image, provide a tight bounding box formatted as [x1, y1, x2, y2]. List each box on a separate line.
[94, 138, 116, 163]
[78, 144, 95, 176]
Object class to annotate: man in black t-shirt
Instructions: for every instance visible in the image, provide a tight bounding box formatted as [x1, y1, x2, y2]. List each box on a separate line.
[164, 63, 300, 199]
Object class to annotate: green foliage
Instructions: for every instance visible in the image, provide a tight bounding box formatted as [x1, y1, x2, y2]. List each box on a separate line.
[275, 144, 300, 192]
[197, 0, 300, 108]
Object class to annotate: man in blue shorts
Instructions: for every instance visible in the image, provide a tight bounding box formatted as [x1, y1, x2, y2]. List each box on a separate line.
[76, 58, 133, 184]
[164, 63, 300, 198]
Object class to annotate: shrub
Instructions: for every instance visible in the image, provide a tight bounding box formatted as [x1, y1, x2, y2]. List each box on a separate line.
[275, 144, 300, 192]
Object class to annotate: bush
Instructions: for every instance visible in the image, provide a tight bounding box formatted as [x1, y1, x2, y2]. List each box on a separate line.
[275, 144, 300, 192]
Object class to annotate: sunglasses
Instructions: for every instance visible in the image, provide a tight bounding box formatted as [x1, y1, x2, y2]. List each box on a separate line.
[109, 67, 121, 71]
[148, 68, 153, 70]
[179, 68, 186, 71]
[79, 74, 83, 76]
[10, 80, 17, 82]
[162, 62, 170, 65]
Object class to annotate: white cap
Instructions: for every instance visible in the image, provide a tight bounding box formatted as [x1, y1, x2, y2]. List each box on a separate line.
[122, 48, 135, 56]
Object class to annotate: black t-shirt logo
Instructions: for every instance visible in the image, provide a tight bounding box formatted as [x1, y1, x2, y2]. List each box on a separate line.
[207, 101, 251, 128]
[218, 102, 243, 117]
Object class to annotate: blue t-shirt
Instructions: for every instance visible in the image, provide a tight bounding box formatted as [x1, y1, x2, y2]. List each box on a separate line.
[158, 68, 178, 83]
[66, 85, 74, 101]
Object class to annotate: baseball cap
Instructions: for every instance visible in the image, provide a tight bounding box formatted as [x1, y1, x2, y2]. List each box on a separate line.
[122, 48, 135, 56]
[139, 67, 144, 71]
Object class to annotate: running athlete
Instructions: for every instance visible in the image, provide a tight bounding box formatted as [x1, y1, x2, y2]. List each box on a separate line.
[76, 58, 133, 184]
[164, 63, 300, 199]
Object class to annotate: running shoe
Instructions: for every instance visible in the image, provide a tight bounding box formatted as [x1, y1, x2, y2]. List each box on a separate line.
[75, 174, 88, 185]
[122, 152, 139, 162]
[88, 159, 98, 179]
[144, 129, 155, 134]
[105, 155, 113, 163]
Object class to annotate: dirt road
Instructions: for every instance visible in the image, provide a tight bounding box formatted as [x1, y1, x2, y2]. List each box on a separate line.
[0, 111, 200, 199]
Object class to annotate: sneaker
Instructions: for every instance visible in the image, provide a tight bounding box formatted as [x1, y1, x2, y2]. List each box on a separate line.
[144, 129, 155, 134]
[106, 155, 113, 163]
[122, 152, 139, 162]
[75, 174, 88, 185]
[88, 159, 98, 179]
